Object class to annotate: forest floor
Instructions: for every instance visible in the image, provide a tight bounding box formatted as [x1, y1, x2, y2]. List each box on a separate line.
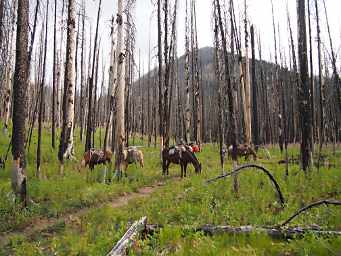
[1, 124, 341, 255]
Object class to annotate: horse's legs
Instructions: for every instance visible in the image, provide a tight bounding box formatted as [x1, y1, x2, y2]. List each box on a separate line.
[245, 154, 249, 161]
[166, 161, 170, 176]
[184, 163, 188, 177]
[162, 160, 167, 175]
[124, 163, 128, 177]
[180, 163, 184, 178]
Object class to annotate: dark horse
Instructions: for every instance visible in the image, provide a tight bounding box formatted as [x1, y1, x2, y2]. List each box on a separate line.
[162, 146, 202, 178]
[81, 149, 112, 170]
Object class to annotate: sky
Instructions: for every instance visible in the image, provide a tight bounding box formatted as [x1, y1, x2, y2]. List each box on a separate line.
[36, 0, 341, 85]
[82, 0, 341, 78]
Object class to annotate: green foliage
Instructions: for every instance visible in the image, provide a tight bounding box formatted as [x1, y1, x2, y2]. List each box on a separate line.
[0, 122, 341, 255]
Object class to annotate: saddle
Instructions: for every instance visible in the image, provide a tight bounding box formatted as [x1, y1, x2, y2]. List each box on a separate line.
[125, 147, 139, 164]
[169, 145, 186, 157]
[89, 149, 105, 163]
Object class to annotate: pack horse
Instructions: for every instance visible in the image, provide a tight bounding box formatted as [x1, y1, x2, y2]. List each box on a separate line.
[162, 145, 202, 178]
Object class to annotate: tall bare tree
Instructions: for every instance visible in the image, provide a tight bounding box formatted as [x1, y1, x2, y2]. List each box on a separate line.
[215, 0, 238, 191]
[52, 0, 58, 148]
[297, 0, 312, 171]
[243, 0, 251, 145]
[85, 0, 102, 152]
[113, 0, 126, 177]
[157, 0, 164, 153]
[58, 0, 76, 174]
[12, 0, 29, 206]
[315, 0, 324, 161]
[184, 0, 191, 143]
[37, 0, 49, 178]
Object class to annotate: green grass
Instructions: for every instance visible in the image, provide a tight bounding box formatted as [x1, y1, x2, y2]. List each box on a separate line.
[0, 122, 163, 233]
[1, 121, 341, 255]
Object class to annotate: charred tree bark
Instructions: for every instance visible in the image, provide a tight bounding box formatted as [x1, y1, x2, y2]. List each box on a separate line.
[250, 25, 259, 150]
[243, 0, 251, 145]
[157, 0, 164, 153]
[322, 0, 341, 115]
[215, 0, 238, 191]
[184, 0, 191, 144]
[85, 0, 102, 152]
[315, 0, 324, 170]
[52, 0, 58, 149]
[307, 0, 315, 149]
[12, 0, 29, 206]
[79, 2, 86, 142]
[297, 0, 312, 172]
[37, 0, 49, 178]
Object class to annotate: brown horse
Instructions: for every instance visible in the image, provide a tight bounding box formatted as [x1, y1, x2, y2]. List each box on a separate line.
[162, 146, 202, 178]
[227, 144, 257, 161]
[122, 147, 144, 172]
[81, 149, 112, 170]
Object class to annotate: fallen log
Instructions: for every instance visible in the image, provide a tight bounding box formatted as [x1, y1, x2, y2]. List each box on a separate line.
[107, 216, 147, 256]
[197, 224, 341, 239]
[143, 224, 341, 239]
[206, 164, 285, 207]
[279, 199, 341, 227]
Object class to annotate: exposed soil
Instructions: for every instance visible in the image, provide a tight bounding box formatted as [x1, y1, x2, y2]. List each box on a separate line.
[0, 181, 167, 248]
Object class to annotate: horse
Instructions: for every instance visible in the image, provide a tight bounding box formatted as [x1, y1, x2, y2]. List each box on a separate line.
[187, 142, 201, 153]
[162, 145, 202, 178]
[81, 149, 113, 170]
[122, 147, 144, 173]
[227, 144, 257, 161]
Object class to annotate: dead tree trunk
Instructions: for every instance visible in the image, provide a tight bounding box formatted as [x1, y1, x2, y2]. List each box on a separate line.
[107, 217, 147, 256]
[243, 0, 251, 145]
[297, 0, 312, 172]
[192, 0, 201, 146]
[216, 0, 238, 191]
[113, 0, 126, 178]
[79, 1, 86, 142]
[52, 0, 58, 149]
[37, 0, 49, 178]
[12, 0, 29, 206]
[157, 0, 164, 153]
[2, 8, 15, 134]
[250, 25, 259, 150]
[213, 5, 224, 173]
[184, 0, 191, 144]
[307, 0, 315, 149]
[322, 0, 341, 117]
[85, 0, 102, 152]
[315, 0, 324, 170]
[58, 0, 77, 174]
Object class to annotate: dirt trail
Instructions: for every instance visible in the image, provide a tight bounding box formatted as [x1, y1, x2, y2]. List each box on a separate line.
[0, 180, 169, 248]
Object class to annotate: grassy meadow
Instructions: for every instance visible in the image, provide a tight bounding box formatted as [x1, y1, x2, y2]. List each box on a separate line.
[0, 122, 341, 255]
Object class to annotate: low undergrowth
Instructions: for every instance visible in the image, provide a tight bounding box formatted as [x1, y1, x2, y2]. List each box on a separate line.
[1, 122, 341, 255]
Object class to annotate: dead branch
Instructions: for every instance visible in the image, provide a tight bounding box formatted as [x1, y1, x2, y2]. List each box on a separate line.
[144, 223, 341, 239]
[107, 216, 147, 256]
[206, 164, 285, 207]
[279, 199, 341, 227]
[197, 224, 341, 239]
